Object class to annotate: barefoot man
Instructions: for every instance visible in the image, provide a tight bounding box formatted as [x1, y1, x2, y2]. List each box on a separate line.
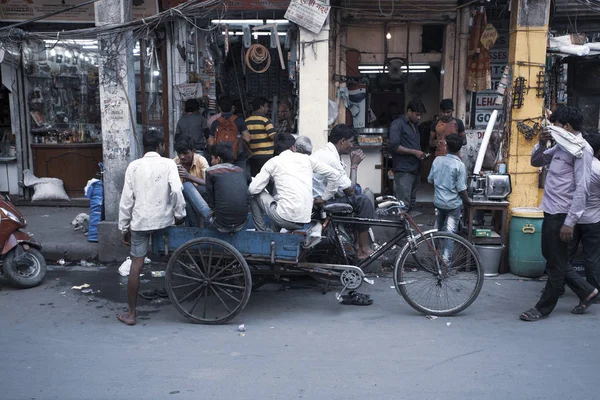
[118, 130, 186, 326]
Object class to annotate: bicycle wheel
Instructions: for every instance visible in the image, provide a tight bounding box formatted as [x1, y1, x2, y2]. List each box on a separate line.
[166, 237, 252, 324]
[393, 231, 483, 316]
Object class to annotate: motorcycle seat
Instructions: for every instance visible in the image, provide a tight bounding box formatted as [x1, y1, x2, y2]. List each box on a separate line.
[323, 203, 354, 215]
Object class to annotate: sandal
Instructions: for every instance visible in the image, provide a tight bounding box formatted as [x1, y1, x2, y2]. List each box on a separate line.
[339, 291, 373, 306]
[519, 308, 546, 321]
[572, 290, 599, 314]
[139, 289, 160, 300]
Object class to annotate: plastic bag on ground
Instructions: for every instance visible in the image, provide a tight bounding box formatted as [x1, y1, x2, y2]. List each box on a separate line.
[118, 257, 132, 277]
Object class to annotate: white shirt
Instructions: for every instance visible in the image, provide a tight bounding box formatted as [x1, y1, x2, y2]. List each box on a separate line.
[248, 150, 343, 223]
[118, 152, 186, 233]
[311, 142, 353, 198]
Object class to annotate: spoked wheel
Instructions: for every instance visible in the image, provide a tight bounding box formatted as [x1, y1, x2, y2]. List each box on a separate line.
[165, 238, 252, 324]
[393, 231, 483, 316]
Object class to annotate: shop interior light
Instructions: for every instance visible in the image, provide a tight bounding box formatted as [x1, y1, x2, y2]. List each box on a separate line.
[359, 64, 431, 70]
[153, 70, 160, 76]
[266, 19, 290, 24]
[386, 32, 392, 40]
[82, 45, 98, 49]
[221, 32, 244, 35]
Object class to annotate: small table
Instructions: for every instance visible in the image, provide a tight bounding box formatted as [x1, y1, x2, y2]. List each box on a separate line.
[463, 200, 510, 273]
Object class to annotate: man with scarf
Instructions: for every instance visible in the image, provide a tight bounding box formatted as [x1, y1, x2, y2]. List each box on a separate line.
[520, 106, 598, 321]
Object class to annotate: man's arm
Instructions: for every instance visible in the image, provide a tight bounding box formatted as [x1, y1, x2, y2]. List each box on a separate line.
[531, 128, 555, 167]
[311, 159, 345, 201]
[457, 163, 471, 205]
[457, 119, 467, 145]
[208, 120, 218, 146]
[236, 118, 251, 143]
[168, 162, 186, 221]
[206, 172, 215, 210]
[427, 159, 436, 184]
[248, 159, 274, 195]
[342, 150, 365, 196]
[118, 167, 134, 233]
[265, 119, 277, 140]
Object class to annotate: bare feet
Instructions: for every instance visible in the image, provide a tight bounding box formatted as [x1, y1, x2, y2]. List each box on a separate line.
[117, 313, 136, 326]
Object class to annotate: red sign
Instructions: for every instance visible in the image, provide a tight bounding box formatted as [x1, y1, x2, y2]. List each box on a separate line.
[162, 0, 289, 10]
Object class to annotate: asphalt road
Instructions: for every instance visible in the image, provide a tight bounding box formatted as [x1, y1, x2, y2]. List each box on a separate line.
[1, 264, 598, 400]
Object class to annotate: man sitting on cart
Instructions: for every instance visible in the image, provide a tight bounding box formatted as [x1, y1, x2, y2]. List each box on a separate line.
[311, 124, 376, 259]
[249, 135, 343, 233]
[187, 143, 251, 232]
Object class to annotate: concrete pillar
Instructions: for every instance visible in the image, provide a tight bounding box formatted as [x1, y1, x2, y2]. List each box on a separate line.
[298, 22, 330, 151]
[95, 0, 138, 261]
[506, 0, 551, 208]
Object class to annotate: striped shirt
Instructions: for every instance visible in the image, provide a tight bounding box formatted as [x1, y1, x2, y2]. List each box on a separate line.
[245, 114, 276, 157]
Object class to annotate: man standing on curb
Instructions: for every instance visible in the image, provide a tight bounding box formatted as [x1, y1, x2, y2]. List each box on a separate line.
[118, 130, 186, 326]
[388, 100, 426, 212]
[520, 106, 598, 321]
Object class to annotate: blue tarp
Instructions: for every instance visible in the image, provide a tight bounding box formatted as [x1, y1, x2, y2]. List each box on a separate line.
[85, 180, 103, 242]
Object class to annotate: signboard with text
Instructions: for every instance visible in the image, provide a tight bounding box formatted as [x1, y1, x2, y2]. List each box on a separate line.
[474, 110, 503, 129]
[284, 0, 330, 34]
[0, 0, 158, 23]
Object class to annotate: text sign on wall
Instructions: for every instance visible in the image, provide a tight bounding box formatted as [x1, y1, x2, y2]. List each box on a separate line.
[0, 0, 158, 23]
[285, 0, 330, 34]
[474, 110, 503, 129]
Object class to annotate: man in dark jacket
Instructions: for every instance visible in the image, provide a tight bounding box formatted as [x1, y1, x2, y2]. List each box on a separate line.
[388, 100, 427, 212]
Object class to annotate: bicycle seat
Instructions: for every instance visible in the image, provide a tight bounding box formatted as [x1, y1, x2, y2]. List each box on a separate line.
[323, 203, 354, 214]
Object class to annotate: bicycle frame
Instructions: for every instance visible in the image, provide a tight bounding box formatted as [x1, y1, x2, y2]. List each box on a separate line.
[325, 211, 436, 271]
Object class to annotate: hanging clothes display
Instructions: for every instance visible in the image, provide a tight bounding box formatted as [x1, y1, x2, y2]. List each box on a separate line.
[466, 10, 492, 92]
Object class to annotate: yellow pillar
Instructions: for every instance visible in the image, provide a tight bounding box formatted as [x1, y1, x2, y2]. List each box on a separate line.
[506, 0, 551, 208]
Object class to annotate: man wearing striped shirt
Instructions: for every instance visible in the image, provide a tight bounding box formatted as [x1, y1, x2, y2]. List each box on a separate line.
[246, 97, 277, 176]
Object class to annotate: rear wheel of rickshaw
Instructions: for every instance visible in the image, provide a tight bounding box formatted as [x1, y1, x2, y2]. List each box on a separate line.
[165, 237, 252, 324]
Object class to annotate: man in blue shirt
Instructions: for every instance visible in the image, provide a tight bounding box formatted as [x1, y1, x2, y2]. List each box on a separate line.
[388, 100, 427, 211]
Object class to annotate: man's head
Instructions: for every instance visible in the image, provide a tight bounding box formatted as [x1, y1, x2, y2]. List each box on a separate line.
[143, 129, 165, 155]
[328, 124, 356, 155]
[406, 100, 426, 124]
[252, 97, 269, 115]
[278, 102, 291, 122]
[184, 99, 200, 113]
[445, 133, 463, 155]
[174, 136, 196, 166]
[551, 106, 584, 133]
[274, 133, 296, 156]
[585, 133, 600, 159]
[294, 136, 313, 155]
[210, 143, 235, 165]
[439, 99, 454, 122]
[218, 96, 234, 113]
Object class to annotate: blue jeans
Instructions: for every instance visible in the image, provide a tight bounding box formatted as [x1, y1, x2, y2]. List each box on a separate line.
[182, 182, 211, 227]
[435, 205, 462, 262]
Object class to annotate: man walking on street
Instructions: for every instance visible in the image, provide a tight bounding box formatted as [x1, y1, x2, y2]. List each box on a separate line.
[118, 130, 186, 326]
[569, 133, 600, 291]
[388, 100, 427, 212]
[520, 106, 598, 321]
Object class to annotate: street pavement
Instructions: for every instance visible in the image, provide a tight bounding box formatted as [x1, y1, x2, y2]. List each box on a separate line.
[1, 263, 599, 400]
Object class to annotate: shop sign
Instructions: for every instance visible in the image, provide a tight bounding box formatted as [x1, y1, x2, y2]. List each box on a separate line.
[284, 0, 330, 35]
[475, 93, 498, 110]
[474, 110, 503, 129]
[0, 0, 158, 23]
[489, 48, 509, 63]
[162, 0, 290, 10]
[175, 83, 203, 101]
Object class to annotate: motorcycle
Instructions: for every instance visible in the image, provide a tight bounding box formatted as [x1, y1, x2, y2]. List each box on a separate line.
[0, 194, 46, 288]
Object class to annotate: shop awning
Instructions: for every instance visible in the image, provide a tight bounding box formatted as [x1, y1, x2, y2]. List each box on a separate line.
[341, 0, 460, 21]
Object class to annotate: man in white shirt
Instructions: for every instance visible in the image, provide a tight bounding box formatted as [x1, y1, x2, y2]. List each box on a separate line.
[248, 135, 343, 232]
[118, 130, 186, 326]
[312, 124, 375, 259]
